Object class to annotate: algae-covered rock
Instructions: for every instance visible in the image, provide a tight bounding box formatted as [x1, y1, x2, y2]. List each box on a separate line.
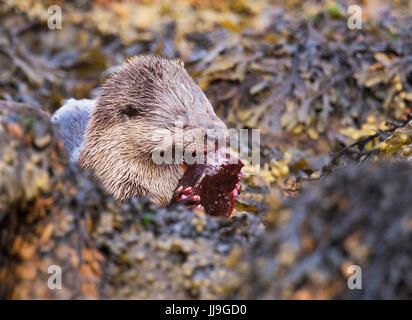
[238, 161, 412, 299]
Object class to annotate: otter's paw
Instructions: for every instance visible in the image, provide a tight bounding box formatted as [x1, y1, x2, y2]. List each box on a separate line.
[170, 186, 203, 209]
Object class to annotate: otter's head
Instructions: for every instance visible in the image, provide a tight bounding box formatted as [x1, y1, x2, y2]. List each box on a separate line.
[79, 56, 228, 206]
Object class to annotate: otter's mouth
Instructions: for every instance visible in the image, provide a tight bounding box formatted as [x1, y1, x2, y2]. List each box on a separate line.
[173, 148, 244, 217]
[178, 138, 227, 171]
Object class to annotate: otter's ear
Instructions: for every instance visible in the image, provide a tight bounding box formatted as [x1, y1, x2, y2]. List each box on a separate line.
[121, 104, 142, 117]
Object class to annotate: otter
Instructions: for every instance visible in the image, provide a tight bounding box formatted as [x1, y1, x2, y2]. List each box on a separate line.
[52, 56, 230, 207]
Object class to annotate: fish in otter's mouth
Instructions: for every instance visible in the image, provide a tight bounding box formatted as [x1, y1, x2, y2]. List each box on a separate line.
[172, 148, 244, 217]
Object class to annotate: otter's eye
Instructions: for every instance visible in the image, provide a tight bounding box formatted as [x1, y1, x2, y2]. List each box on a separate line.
[192, 151, 197, 157]
[122, 104, 140, 117]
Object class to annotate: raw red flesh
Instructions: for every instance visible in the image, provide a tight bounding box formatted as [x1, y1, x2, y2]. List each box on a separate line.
[175, 151, 244, 217]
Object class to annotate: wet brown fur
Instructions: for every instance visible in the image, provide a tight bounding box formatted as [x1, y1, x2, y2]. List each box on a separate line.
[79, 56, 228, 206]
